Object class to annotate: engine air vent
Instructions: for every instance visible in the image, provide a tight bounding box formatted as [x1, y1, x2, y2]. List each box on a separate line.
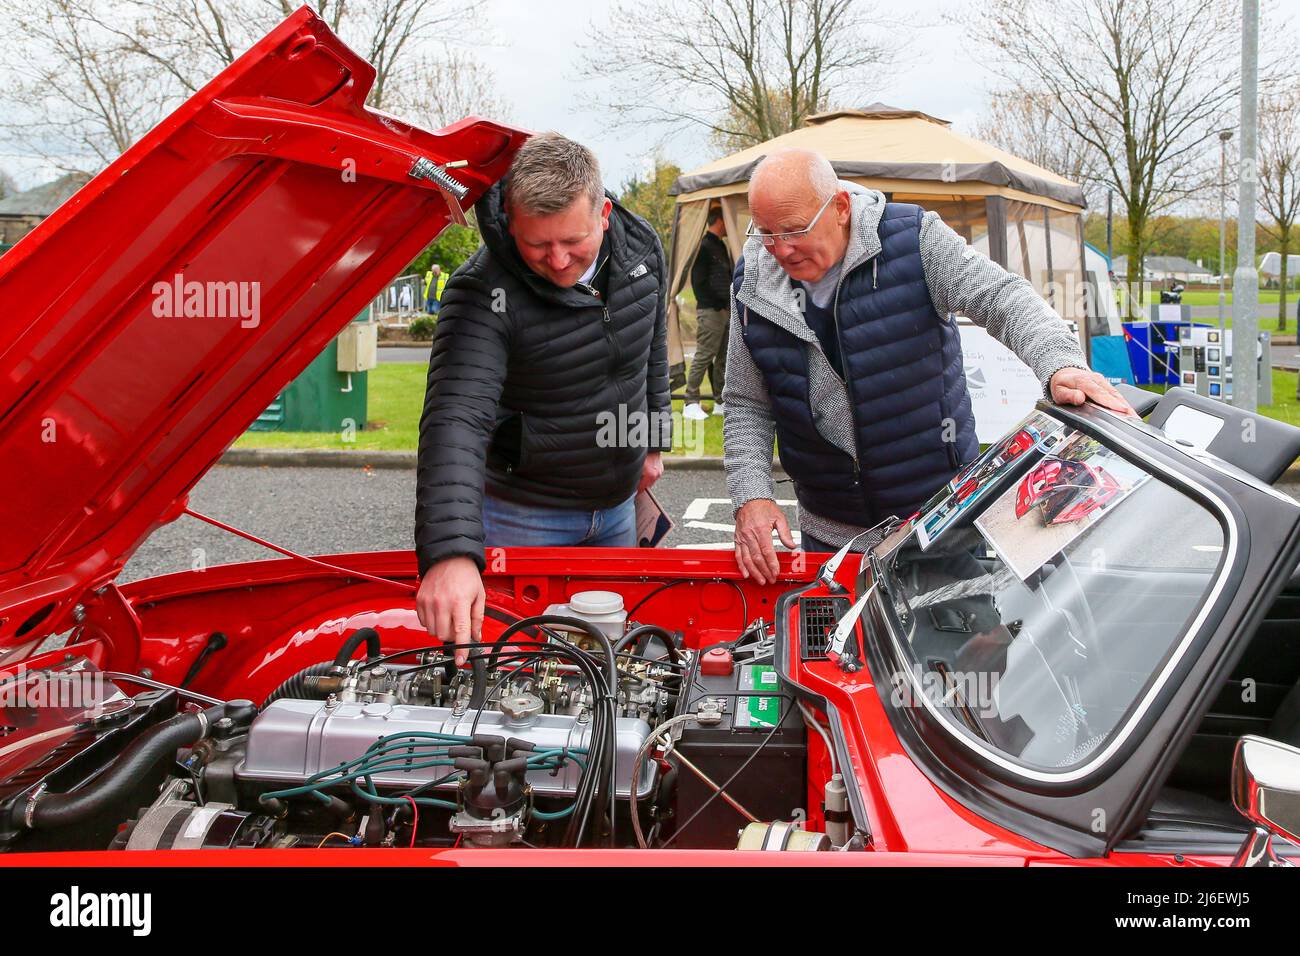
[799, 596, 850, 660]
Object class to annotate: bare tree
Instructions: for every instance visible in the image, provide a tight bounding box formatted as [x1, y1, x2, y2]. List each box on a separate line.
[973, 87, 1102, 207]
[579, 0, 896, 148]
[98, 0, 475, 109]
[1258, 85, 1300, 336]
[0, 0, 174, 171]
[0, 0, 499, 173]
[383, 49, 511, 131]
[968, 0, 1275, 317]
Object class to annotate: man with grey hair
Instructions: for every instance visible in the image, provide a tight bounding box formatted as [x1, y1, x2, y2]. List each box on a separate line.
[415, 132, 671, 663]
[725, 148, 1133, 583]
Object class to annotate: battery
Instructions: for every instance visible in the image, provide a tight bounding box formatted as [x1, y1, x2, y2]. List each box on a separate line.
[670, 654, 807, 848]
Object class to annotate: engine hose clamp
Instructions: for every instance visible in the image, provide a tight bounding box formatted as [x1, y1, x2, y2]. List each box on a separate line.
[24, 782, 47, 829]
[194, 709, 209, 738]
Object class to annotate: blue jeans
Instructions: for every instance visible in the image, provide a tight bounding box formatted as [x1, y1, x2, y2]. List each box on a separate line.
[483, 493, 636, 548]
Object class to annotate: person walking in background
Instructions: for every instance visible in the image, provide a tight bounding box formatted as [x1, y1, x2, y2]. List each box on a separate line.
[683, 206, 732, 420]
[423, 264, 446, 315]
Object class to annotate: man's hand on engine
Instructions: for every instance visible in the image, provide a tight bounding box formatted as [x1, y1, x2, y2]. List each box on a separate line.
[733, 498, 796, 586]
[415, 556, 484, 668]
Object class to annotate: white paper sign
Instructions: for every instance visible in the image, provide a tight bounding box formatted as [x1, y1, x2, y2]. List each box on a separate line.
[958, 324, 1046, 443]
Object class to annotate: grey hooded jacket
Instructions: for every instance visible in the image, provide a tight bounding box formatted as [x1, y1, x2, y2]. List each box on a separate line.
[722, 183, 1089, 550]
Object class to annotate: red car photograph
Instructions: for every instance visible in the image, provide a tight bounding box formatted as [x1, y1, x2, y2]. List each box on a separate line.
[1014, 456, 1123, 525]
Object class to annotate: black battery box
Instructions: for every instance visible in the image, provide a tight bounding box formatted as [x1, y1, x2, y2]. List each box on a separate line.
[669, 650, 807, 848]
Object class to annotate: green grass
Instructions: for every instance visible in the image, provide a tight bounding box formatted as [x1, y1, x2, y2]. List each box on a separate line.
[233, 363, 725, 456]
[1121, 289, 1296, 334]
[1263, 369, 1300, 427]
[238, 363, 1300, 455]
[234, 363, 426, 451]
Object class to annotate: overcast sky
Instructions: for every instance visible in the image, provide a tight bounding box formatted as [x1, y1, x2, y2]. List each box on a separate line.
[473, 0, 998, 187]
[5, 0, 1300, 191]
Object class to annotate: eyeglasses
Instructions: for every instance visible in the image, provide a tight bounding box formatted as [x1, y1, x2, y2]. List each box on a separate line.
[746, 193, 836, 247]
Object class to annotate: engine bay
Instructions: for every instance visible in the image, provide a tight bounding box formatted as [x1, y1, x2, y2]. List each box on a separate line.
[0, 586, 853, 854]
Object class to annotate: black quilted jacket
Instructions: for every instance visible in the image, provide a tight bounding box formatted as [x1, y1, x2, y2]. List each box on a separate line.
[414, 181, 671, 575]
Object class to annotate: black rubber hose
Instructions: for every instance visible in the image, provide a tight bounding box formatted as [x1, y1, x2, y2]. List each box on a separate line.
[261, 661, 335, 708]
[469, 656, 488, 711]
[333, 627, 382, 667]
[615, 624, 682, 664]
[19, 704, 228, 831]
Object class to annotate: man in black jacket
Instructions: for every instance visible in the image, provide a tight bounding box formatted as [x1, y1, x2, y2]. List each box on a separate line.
[414, 132, 672, 664]
[683, 207, 733, 420]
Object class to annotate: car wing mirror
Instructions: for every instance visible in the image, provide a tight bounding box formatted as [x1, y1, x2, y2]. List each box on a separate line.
[1230, 734, 1300, 867]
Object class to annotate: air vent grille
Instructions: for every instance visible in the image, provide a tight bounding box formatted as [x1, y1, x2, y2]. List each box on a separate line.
[799, 596, 850, 660]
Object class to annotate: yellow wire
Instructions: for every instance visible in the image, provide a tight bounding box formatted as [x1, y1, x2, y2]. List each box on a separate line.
[317, 831, 354, 848]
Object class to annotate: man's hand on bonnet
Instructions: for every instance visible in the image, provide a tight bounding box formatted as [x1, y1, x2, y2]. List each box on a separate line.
[1049, 367, 1137, 417]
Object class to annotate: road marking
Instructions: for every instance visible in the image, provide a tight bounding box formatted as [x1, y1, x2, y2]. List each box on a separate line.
[675, 497, 801, 550]
[682, 497, 797, 522]
[683, 520, 738, 533]
[681, 498, 732, 521]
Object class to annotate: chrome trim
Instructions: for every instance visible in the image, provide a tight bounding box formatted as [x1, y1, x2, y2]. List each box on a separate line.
[1233, 826, 1294, 867]
[868, 411, 1242, 785]
[827, 583, 875, 671]
[1231, 734, 1300, 865]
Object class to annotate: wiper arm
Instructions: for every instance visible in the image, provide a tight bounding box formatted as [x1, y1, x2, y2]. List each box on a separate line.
[827, 582, 875, 673]
[817, 516, 900, 593]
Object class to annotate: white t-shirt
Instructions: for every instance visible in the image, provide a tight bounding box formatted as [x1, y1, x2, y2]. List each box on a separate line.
[577, 254, 600, 286]
[802, 260, 844, 310]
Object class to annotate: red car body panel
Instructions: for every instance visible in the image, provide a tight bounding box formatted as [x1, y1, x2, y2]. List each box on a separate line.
[0, 6, 528, 647]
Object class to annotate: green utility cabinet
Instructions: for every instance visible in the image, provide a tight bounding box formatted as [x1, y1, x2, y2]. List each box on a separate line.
[249, 309, 378, 433]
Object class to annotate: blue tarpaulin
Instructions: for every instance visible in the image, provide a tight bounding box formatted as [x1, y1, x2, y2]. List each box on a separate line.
[1091, 335, 1135, 385]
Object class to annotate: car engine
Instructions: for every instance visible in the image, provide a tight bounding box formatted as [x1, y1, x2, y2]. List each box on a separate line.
[0, 591, 839, 853]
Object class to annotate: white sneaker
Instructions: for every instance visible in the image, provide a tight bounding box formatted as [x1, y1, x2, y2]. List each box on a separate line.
[683, 403, 708, 420]
[711, 402, 726, 417]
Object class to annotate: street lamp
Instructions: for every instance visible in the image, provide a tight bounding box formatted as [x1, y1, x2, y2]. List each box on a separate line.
[1219, 128, 1233, 331]
[1233, 0, 1260, 412]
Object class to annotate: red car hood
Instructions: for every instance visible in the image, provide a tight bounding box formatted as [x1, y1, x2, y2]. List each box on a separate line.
[0, 7, 527, 641]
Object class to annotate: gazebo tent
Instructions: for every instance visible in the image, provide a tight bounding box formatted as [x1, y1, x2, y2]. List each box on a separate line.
[666, 103, 1094, 379]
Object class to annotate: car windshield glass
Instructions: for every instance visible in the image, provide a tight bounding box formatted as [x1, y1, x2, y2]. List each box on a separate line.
[878, 412, 1225, 773]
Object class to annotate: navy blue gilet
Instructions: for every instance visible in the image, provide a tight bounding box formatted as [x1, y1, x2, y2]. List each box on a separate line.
[737, 202, 978, 527]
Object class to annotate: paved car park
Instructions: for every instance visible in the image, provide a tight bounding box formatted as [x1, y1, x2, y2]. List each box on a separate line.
[120, 464, 801, 583]
[121, 462, 1300, 585]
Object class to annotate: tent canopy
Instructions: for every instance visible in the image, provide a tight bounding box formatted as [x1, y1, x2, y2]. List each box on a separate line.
[664, 103, 1094, 372]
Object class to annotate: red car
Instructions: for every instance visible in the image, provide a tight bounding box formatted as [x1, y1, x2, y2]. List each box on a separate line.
[0, 8, 1298, 869]
[1015, 457, 1121, 524]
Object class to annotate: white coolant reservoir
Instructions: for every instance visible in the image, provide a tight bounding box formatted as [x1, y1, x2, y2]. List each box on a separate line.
[543, 590, 627, 644]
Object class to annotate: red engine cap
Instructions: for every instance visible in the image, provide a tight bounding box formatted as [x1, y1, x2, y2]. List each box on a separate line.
[700, 646, 734, 676]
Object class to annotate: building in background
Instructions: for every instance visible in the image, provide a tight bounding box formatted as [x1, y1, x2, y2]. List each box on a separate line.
[0, 172, 93, 251]
[1112, 255, 1214, 283]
